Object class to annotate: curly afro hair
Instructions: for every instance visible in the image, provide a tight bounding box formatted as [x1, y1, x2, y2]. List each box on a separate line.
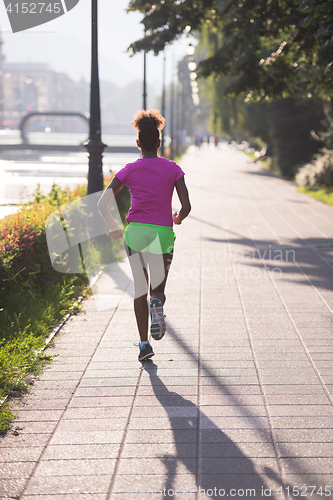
[132, 109, 166, 152]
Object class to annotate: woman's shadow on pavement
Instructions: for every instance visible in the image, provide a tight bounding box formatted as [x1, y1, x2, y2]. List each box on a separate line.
[142, 362, 284, 499]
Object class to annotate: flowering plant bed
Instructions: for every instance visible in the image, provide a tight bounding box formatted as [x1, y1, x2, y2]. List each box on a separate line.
[0, 180, 130, 433]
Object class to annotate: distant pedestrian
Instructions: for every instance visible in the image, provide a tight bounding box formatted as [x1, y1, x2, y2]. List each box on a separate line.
[194, 132, 203, 148]
[214, 134, 219, 147]
[98, 110, 191, 362]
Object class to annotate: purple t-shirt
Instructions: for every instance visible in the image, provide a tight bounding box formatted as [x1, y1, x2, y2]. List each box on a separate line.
[115, 157, 185, 227]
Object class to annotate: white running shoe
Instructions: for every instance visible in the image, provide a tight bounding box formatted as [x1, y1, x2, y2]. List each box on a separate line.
[150, 298, 166, 340]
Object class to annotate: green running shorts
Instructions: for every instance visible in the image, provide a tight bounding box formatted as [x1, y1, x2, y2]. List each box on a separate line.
[125, 222, 176, 255]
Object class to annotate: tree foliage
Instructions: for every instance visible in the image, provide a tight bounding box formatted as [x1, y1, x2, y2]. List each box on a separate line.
[127, 0, 333, 100]
[196, 26, 325, 178]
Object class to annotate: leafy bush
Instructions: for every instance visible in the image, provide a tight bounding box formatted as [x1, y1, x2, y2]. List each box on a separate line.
[0, 179, 130, 432]
[296, 149, 333, 189]
[0, 183, 89, 425]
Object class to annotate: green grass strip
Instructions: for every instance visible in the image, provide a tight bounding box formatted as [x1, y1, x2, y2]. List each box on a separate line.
[0, 180, 130, 433]
[298, 186, 333, 206]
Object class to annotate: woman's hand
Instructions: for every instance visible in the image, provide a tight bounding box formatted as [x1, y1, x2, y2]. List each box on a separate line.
[108, 220, 123, 241]
[173, 211, 182, 225]
[108, 227, 123, 241]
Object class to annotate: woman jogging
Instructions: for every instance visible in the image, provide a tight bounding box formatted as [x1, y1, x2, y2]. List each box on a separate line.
[98, 109, 191, 362]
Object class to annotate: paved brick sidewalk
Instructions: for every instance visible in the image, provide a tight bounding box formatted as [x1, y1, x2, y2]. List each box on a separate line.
[1, 144, 333, 500]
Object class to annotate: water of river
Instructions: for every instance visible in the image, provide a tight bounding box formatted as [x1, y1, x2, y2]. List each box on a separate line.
[0, 131, 144, 217]
[0, 130, 138, 146]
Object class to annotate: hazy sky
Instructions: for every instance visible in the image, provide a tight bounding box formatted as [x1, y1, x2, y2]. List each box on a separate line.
[0, 0, 195, 94]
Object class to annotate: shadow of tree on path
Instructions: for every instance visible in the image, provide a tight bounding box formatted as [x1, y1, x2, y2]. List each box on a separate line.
[204, 234, 333, 293]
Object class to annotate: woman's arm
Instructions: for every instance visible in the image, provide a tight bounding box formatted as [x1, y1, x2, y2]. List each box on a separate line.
[97, 176, 124, 240]
[173, 176, 191, 225]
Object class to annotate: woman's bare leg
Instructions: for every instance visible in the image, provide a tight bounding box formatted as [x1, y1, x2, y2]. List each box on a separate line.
[125, 244, 173, 341]
[150, 251, 173, 305]
[133, 290, 149, 342]
[125, 243, 149, 342]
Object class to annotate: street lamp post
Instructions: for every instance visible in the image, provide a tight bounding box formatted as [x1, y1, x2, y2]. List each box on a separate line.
[187, 43, 199, 108]
[85, 0, 106, 195]
[175, 81, 180, 157]
[161, 50, 166, 157]
[169, 78, 174, 160]
[169, 56, 176, 160]
[0, 28, 4, 127]
[180, 81, 185, 150]
[187, 43, 195, 57]
[143, 51, 147, 110]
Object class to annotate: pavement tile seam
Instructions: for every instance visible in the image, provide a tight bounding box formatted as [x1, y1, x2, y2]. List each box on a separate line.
[200, 212, 285, 490]
[2, 147, 333, 497]
[21, 496, 106, 499]
[12, 282, 132, 499]
[243, 175, 333, 405]
[222, 196, 315, 490]
[264, 285, 333, 408]
[234, 217, 333, 416]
